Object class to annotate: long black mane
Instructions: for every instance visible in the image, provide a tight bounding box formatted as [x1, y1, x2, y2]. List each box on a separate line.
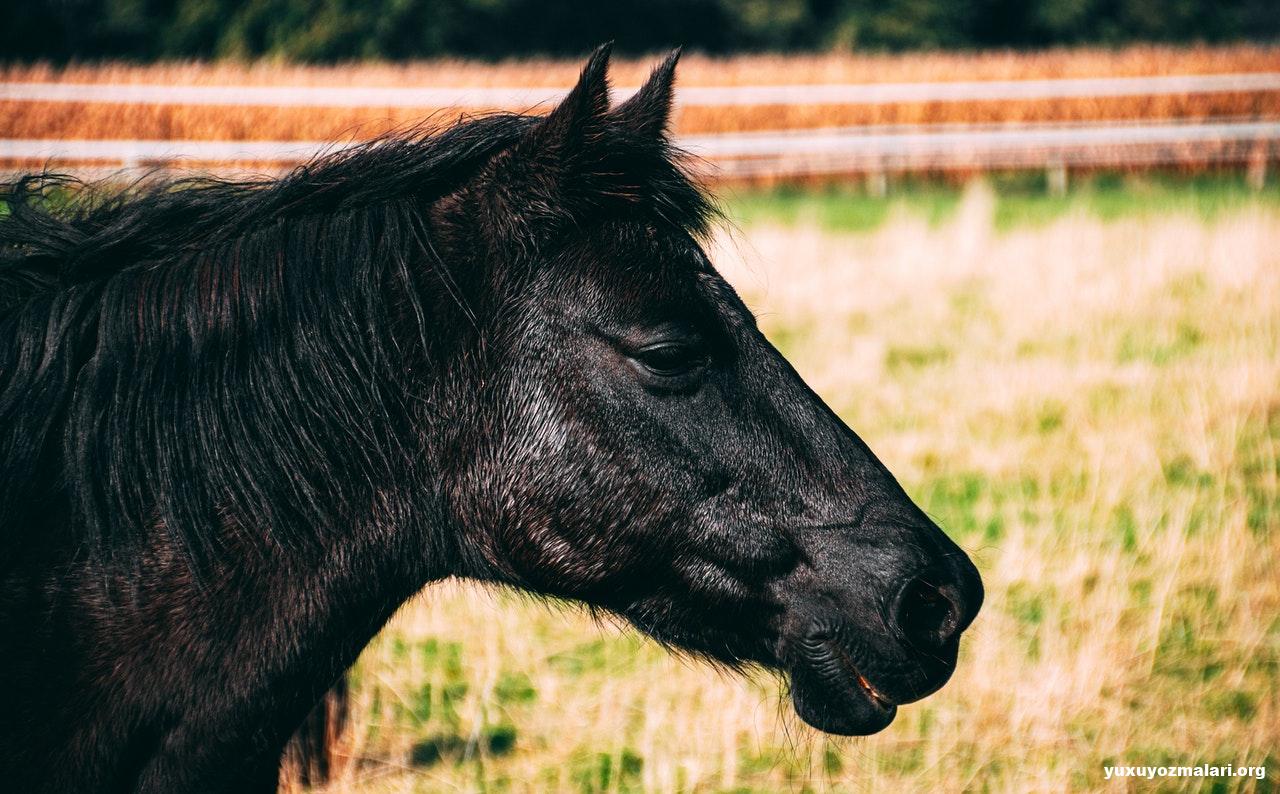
[0, 108, 713, 575]
[0, 116, 534, 304]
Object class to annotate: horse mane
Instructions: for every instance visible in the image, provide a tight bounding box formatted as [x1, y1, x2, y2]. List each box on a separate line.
[0, 106, 715, 307]
[0, 106, 716, 575]
[0, 114, 534, 308]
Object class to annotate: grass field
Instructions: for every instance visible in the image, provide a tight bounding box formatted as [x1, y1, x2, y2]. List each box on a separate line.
[290, 177, 1279, 792]
[3, 45, 1278, 143]
[723, 172, 1280, 232]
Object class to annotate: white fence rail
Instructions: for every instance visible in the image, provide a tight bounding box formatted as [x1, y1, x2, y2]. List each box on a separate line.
[3, 72, 1279, 108]
[3, 119, 1277, 178]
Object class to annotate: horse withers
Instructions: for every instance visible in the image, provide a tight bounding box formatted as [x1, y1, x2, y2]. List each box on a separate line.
[0, 46, 981, 792]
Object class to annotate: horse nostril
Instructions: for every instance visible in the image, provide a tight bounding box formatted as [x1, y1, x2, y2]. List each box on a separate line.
[892, 571, 964, 651]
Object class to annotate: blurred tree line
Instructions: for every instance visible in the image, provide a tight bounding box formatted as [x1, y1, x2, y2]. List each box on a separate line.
[3, 0, 1278, 61]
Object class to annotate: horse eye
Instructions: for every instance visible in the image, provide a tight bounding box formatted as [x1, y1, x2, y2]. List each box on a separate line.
[631, 341, 709, 380]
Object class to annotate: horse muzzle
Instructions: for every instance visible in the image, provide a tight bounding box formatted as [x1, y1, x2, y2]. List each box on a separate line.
[780, 557, 983, 735]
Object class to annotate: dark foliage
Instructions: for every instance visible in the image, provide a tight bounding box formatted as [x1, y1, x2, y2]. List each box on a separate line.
[2, 0, 1276, 61]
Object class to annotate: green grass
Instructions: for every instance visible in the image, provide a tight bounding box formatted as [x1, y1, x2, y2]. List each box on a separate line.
[721, 172, 1280, 232]
[723, 177, 963, 232]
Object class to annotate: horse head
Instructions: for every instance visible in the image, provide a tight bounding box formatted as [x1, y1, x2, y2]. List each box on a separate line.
[430, 46, 983, 735]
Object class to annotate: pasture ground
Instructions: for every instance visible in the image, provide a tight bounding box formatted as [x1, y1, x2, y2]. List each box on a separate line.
[305, 174, 1280, 793]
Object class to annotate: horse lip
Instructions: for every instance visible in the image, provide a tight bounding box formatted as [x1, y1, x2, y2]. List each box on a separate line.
[827, 640, 895, 710]
[798, 633, 896, 713]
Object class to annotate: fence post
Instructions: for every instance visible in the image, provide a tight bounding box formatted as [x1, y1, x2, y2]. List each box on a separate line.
[1047, 158, 1068, 196]
[867, 169, 887, 198]
[1246, 139, 1268, 191]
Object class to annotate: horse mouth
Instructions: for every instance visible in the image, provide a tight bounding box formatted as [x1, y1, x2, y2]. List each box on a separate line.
[824, 638, 896, 712]
[848, 661, 894, 710]
[787, 634, 898, 735]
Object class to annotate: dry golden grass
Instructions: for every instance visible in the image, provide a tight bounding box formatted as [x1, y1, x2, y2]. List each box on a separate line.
[2, 45, 1277, 146]
[5, 44, 1278, 86]
[292, 186, 1280, 792]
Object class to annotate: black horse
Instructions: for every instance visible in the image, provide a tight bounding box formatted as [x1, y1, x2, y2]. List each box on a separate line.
[0, 46, 981, 792]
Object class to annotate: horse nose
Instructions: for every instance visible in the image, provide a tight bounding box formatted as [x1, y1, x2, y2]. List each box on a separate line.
[889, 564, 976, 651]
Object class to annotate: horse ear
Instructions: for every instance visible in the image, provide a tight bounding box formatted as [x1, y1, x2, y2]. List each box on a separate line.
[511, 43, 613, 170]
[612, 48, 681, 140]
